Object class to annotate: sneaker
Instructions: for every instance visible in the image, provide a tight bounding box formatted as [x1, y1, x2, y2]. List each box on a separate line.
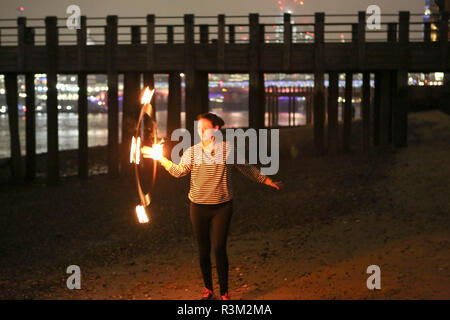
[221, 292, 230, 300]
[201, 287, 214, 300]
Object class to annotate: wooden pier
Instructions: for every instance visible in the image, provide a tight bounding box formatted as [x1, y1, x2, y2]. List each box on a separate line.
[0, 11, 449, 183]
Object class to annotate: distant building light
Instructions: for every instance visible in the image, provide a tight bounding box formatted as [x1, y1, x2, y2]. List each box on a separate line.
[435, 72, 444, 81]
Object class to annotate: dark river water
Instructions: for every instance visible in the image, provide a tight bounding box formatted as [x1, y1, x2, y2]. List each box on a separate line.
[0, 109, 313, 158]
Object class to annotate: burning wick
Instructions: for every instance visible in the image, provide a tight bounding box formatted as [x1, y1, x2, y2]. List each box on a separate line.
[135, 205, 149, 223]
[141, 87, 154, 105]
[129, 136, 141, 164]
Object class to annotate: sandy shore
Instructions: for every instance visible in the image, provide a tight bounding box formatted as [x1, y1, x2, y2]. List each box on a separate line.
[0, 110, 449, 299]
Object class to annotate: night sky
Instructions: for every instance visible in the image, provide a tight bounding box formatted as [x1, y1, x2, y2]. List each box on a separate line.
[1, 0, 425, 19]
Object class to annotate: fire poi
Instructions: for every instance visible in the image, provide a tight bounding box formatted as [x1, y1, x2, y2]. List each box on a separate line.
[129, 87, 164, 223]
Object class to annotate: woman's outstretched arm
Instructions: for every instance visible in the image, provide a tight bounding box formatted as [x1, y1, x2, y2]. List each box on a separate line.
[150, 147, 193, 178]
[235, 163, 283, 190]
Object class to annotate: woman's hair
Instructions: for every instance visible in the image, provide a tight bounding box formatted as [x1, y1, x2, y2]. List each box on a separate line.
[197, 112, 225, 129]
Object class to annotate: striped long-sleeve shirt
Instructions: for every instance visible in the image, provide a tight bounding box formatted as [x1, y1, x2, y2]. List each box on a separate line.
[166, 141, 267, 204]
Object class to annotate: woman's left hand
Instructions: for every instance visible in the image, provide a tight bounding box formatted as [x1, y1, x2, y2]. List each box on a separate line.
[264, 178, 283, 190]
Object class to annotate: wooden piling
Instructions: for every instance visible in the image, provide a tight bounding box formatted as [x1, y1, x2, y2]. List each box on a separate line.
[167, 73, 182, 138]
[228, 25, 235, 44]
[327, 71, 339, 154]
[106, 15, 119, 177]
[5, 73, 22, 182]
[393, 11, 409, 148]
[24, 24, 36, 181]
[373, 72, 381, 146]
[146, 15, 155, 70]
[313, 12, 325, 155]
[184, 14, 196, 139]
[357, 11, 366, 69]
[77, 16, 88, 179]
[379, 71, 392, 146]
[218, 15, 225, 71]
[343, 72, 352, 152]
[200, 25, 209, 44]
[45, 16, 59, 184]
[249, 13, 265, 130]
[361, 71, 371, 153]
[283, 13, 291, 71]
[122, 25, 142, 176]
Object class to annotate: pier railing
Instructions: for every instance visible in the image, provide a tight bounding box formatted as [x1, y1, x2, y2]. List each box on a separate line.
[0, 12, 445, 46]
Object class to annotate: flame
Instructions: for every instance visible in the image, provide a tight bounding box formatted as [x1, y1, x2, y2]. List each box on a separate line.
[135, 137, 141, 164]
[136, 205, 149, 223]
[141, 87, 155, 105]
[130, 136, 136, 163]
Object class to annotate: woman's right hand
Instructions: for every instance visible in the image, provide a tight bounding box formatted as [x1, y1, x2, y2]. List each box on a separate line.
[141, 140, 165, 160]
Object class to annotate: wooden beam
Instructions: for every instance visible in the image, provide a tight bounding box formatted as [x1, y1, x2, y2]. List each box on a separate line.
[373, 72, 381, 146]
[198, 24, 210, 124]
[45, 16, 59, 184]
[283, 13, 291, 71]
[440, 11, 448, 70]
[343, 72, 352, 152]
[143, 72, 156, 146]
[393, 11, 409, 148]
[249, 13, 265, 130]
[77, 73, 88, 179]
[327, 71, 339, 154]
[361, 71, 371, 153]
[167, 72, 182, 138]
[387, 23, 397, 42]
[200, 25, 209, 44]
[77, 16, 88, 179]
[122, 71, 141, 176]
[106, 15, 119, 177]
[167, 26, 174, 44]
[424, 22, 431, 42]
[218, 14, 225, 71]
[357, 11, 366, 70]
[131, 25, 140, 44]
[122, 25, 141, 176]
[379, 70, 392, 146]
[184, 14, 196, 138]
[5, 73, 22, 182]
[17, 17, 26, 71]
[351, 23, 357, 43]
[146, 15, 155, 70]
[313, 12, 325, 155]
[306, 89, 312, 125]
[228, 25, 235, 44]
[198, 72, 209, 115]
[25, 26, 35, 181]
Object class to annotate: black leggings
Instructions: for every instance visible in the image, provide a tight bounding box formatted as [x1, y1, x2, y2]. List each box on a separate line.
[190, 200, 233, 295]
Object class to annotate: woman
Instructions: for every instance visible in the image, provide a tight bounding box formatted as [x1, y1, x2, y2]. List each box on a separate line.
[142, 112, 282, 300]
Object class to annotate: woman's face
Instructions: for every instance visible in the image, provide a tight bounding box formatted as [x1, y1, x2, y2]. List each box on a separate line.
[197, 118, 219, 142]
